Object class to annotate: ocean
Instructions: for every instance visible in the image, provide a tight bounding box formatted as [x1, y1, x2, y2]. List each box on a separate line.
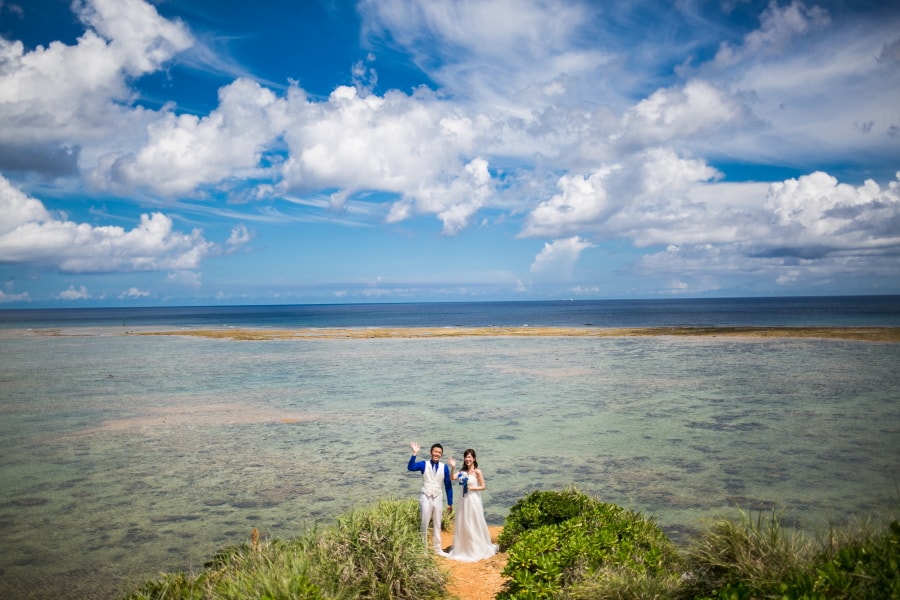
[3, 295, 900, 330]
[1, 297, 899, 599]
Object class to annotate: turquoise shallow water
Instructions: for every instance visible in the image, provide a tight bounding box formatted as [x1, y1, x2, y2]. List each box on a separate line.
[1, 329, 898, 599]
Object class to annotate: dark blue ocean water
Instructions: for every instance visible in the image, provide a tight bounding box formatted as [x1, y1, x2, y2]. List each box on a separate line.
[2, 295, 899, 329]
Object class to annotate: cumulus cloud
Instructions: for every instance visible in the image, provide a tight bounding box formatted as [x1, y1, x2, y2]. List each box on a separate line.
[226, 224, 252, 252]
[631, 172, 900, 291]
[522, 168, 619, 238]
[618, 80, 747, 147]
[0, 175, 215, 272]
[0, 0, 192, 174]
[530, 236, 595, 281]
[762, 171, 900, 253]
[280, 85, 494, 232]
[0, 289, 30, 303]
[57, 285, 92, 300]
[522, 148, 721, 240]
[387, 158, 493, 234]
[90, 79, 283, 196]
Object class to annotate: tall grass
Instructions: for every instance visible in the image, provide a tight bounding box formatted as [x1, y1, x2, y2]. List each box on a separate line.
[123, 498, 447, 600]
[680, 509, 900, 600]
[679, 508, 808, 598]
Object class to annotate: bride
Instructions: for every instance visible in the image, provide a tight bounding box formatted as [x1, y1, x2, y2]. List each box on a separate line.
[447, 449, 498, 562]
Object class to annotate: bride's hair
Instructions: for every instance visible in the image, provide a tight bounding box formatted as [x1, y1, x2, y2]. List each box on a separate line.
[462, 448, 478, 471]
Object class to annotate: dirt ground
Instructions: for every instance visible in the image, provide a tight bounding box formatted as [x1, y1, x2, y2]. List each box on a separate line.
[436, 525, 508, 600]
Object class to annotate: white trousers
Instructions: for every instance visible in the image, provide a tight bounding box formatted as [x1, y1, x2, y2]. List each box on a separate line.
[419, 492, 443, 551]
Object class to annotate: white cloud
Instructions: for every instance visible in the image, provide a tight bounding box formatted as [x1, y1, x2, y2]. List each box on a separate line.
[530, 236, 595, 281]
[714, 1, 830, 67]
[522, 167, 618, 238]
[226, 224, 252, 251]
[763, 171, 900, 251]
[73, 0, 192, 74]
[57, 284, 92, 300]
[0, 175, 215, 272]
[387, 158, 494, 234]
[0, 289, 30, 303]
[522, 148, 720, 240]
[0, 175, 52, 235]
[118, 286, 149, 299]
[629, 172, 900, 291]
[358, 0, 608, 115]
[619, 80, 747, 146]
[280, 85, 494, 232]
[0, 0, 192, 174]
[696, 1, 900, 168]
[90, 79, 283, 196]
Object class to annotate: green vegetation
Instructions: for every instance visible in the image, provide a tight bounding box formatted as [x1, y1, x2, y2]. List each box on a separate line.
[681, 510, 900, 599]
[497, 489, 682, 599]
[123, 490, 898, 600]
[123, 498, 447, 600]
[498, 491, 898, 600]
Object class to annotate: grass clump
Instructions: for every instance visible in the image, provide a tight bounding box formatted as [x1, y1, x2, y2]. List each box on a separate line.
[497, 488, 681, 599]
[781, 518, 900, 599]
[681, 510, 900, 600]
[679, 508, 808, 599]
[123, 498, 447, 600]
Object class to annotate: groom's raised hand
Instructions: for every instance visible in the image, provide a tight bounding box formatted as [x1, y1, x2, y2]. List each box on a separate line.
[410, 441, 420, 455]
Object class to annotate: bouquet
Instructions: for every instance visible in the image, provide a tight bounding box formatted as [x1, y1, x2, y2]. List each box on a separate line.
[458, 473, 469, 495]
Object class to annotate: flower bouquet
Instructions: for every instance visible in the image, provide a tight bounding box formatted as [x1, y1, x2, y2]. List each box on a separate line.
[458, 473, 469, 495]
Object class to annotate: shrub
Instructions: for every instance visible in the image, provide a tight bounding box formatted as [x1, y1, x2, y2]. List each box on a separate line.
[497, 489, 680, 600]
[498, 488, 597, 551]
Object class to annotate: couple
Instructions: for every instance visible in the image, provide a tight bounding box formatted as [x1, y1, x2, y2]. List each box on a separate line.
[407, 441, 498, 562]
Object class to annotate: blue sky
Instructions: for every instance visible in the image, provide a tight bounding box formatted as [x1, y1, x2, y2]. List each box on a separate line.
[1, 0, 899, 307]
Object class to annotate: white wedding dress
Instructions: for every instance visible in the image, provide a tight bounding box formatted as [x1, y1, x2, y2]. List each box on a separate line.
[447, 473, 498, 562]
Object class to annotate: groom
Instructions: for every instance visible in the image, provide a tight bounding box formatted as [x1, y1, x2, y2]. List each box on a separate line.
[407, 441, 453, 555]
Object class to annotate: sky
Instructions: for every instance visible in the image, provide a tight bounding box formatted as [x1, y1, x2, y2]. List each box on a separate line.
[0, 0, 899, 307]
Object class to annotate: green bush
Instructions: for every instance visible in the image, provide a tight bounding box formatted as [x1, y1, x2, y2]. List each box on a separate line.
[498, 488, 596, 551]
[497, 489, 680, 600]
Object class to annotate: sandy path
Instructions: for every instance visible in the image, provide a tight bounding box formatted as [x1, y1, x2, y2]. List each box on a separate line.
[437, 526, 508, 600]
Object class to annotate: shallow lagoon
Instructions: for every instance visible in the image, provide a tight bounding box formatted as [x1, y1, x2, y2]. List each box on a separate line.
[1, 330, 898, 599]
